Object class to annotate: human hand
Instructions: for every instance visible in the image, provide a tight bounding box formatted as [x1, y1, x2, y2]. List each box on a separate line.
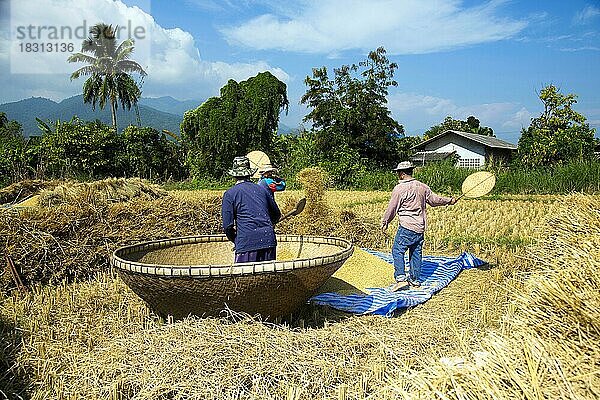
[450, 197, 457, 205]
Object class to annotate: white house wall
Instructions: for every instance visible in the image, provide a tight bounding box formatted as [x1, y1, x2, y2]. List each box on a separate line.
[423, 133, 485, 165]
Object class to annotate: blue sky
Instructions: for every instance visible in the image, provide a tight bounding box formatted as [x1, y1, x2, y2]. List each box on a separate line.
[1, 0, 599, 143]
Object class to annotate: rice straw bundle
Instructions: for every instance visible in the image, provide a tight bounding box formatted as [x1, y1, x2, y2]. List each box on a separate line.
[393, 194, 600, 399]
[1, 195, 222, 291]
[293, 167, 334, 234]
[0, 179, 64, 205]
[37, 178, 167, 206]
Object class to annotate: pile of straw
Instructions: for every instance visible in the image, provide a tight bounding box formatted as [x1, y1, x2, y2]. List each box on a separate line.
[294, 167, 335, 234]
[0, 180, 63, 205]
[278, 168, 387, 249]
[37, 178, 168, 206]
[1, 195, 222, 292]
[4, 188, 587, 398]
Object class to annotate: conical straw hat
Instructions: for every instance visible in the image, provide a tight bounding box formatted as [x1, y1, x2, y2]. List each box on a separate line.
[246, 150, 270, 179]
[461, 171, 496, 198]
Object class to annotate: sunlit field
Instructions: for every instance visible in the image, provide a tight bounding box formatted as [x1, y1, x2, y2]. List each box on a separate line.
[1, 187, 598, 399]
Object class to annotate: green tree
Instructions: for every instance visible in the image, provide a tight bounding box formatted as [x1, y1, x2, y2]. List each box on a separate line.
[181, 72, 289, 179]
[67, 23, 147, 131]
[397, 136, 422, 160]
[122, 126, 185, 180]
[0, 113, 30, 185]
[301, 47, 404, 167]
[38, 117, 125, 178]
[0, 112, 8, 130]
[423, 115, 495, 140]
[517, 85, 597, 167]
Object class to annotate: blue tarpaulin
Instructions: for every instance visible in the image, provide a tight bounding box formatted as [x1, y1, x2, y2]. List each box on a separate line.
[310, 250, 487, 317]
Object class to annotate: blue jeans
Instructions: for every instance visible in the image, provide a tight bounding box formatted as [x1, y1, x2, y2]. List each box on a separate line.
[392, 226, 424, 283]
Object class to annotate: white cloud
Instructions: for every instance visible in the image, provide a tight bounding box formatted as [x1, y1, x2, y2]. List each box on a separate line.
[501, 107, 533, 130]
[387, 92, 532, 139]
[1, 0, 288, 102]
[559, 46, 600, 52]
[574, 5, 600, 24]
[222, 0, 527, 54]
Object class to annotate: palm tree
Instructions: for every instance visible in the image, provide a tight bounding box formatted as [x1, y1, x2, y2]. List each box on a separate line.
[68, 23, 147, 131]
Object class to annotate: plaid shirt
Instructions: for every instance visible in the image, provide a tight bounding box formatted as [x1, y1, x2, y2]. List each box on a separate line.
[381, 178, 452, 233]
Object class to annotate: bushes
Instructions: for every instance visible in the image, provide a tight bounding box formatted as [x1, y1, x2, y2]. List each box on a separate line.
[495, 161, 600, 194]
[0, 118, 187, 185]
[0, 133, 27, 187]
[0, 117, 35, 187]
[411, 160, 600, 195]
[414, 161, 473, 194]
[39, 118, 124, 179]
[122, 126, 185, 181]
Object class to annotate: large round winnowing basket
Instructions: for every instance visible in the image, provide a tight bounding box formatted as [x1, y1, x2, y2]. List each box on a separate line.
[111, 235, 354, 319]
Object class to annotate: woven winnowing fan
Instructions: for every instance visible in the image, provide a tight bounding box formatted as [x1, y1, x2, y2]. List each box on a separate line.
[460, 171, 496, 199]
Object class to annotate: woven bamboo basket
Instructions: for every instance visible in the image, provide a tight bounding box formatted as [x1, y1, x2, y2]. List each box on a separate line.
[111, 235, 354, 319]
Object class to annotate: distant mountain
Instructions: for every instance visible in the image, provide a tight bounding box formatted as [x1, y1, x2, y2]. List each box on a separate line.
[277, 122, 293, 134]
[139, 96, 203, 116]
[1, 95, 301, 138]
[0, 95, 183, 137]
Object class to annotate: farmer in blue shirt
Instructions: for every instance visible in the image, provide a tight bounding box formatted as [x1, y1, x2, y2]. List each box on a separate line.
[222, 156, 281, 263]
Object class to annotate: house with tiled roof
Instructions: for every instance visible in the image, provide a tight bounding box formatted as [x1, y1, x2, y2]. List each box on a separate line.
[411, 130, 517, 168]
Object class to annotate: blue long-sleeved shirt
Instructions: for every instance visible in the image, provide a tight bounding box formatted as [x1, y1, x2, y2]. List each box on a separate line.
[221, 180, 281, 253]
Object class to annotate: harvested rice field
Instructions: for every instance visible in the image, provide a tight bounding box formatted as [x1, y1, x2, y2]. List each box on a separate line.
[1, 178, 598, 399]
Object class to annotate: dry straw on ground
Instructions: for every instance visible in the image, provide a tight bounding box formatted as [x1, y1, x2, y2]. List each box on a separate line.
[1, 175, 596, 399]
[0, 180, 64, 205]
[393, 194, 600, 399]
[36, 178, 168, 206]
[1, 180, 221, 291]
[0, 247, 521, 399]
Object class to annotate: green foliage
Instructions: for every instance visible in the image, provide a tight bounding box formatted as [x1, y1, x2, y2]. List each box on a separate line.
[348, 169, 397, 191]
[517, 85, 596, 167]
[271, 130, 320, 179]
[181, 72, 289, 179]
[494, 161, 600, 194]
[402, 160, 600, 195]
[0, 113, 41, 187]
[270, 130, 361, 188]
[397, 136, 422, 160]
[301, 47, 404, 168]
[68, 23, 147, 130]
[38, 118, 124, 179]
[163, 177, 231, 191]
[270, 129, 423, 189]
[33, 119, 186, 181]
[122, 126, 186, 181]
[414, 160, 473, 194]
[424, 115, 495, 140]
[0, 114, 27, 186]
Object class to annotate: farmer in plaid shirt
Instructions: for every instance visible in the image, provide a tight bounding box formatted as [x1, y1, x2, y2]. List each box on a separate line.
[381, 161, 456, 291]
